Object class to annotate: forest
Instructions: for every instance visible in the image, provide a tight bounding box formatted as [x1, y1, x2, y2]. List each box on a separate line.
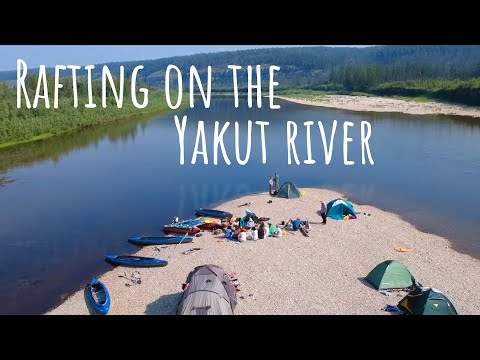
[0, 75, 177, 146]
[1, 45, 480, 146]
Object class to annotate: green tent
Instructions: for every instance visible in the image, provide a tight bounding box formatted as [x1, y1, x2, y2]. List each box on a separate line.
[366, 260, 416, 290]
[276, 182, 301, 199]
[326, 198, 356, 220]
[398, 287, 458, 315]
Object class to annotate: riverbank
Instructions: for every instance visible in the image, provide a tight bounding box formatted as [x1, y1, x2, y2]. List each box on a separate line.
[277, 95, 480, 118]
[47, 188, 480, 315]
[0, 111, 153, 149]
[0, 87, 187, 148]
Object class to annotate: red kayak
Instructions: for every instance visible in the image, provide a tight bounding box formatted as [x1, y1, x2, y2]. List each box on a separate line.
[163, 218, 202, 235]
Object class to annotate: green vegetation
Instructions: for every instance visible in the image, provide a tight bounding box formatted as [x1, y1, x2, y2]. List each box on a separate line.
[1, 46, 479, 148]
[327, 67, 480, 105]
[0, 77, 184, 147]
[389, 95, 438, 103]
[276, 89, 327, 102]
[369, 78, 480, 105]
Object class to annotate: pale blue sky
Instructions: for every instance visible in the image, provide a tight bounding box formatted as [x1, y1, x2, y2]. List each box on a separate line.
[0, 45, 370, 71]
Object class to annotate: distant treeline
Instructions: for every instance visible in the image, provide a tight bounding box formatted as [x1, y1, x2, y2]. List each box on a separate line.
[0, 75, 176, 146]
[314, 65, 480, 105]
[2, 45, 480, 88]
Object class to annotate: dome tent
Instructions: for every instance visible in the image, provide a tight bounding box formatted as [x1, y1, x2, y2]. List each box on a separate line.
[326, 198, 356, 220]
[177, 264, 237, 315]
[398, 287, 458, 315]
[366, 260, 417, 290]
[276, 182, 301, 199]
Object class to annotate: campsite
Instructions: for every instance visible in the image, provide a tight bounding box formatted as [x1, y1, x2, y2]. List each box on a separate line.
[48, 187, 480, 315]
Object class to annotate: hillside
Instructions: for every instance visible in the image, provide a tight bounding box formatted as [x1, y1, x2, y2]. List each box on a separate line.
[2, 46, 480, 108]
[2, 45, 480, 90]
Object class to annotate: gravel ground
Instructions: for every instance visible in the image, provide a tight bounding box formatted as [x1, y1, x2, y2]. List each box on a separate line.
[277, 95, 480, 118]
[47, 189, 480, 315]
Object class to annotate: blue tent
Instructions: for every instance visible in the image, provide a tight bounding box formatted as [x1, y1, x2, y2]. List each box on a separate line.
[326, 198, 357, 220]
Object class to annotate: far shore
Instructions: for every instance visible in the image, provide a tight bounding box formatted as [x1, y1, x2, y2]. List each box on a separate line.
[47, 188, 480, 315]
[277, 95, 480, 118]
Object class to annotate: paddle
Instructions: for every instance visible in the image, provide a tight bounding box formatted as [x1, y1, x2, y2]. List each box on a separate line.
[165, 231, 192, 259]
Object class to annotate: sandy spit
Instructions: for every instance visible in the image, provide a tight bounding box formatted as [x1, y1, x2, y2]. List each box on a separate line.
[47, 189, 480, 315]
[277, 95, 480, 118]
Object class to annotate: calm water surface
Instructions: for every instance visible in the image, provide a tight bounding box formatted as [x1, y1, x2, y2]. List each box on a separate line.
[0, 97, 479, 314]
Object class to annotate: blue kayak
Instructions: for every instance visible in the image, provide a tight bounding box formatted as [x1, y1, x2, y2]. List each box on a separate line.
[105, 255, 168, 267]
[194, 208, 233, 219]
[86, 278, 111, 315]
[128, 236, 193, 246]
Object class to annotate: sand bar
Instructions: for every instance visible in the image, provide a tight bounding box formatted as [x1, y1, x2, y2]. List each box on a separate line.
[47, 189, 480, 315]
[277, 95, 480, 118]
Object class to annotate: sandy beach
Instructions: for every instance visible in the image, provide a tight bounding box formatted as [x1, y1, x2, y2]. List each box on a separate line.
[47, 188, 480, 315]
[277, 95, 480, 118]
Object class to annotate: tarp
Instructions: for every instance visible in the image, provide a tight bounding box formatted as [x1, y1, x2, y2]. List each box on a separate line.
[326, 198, 356, 220]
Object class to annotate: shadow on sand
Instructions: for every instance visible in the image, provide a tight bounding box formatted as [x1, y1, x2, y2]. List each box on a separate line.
[145, 292, 183, 315]
[357, 276, 377, 290]
[357, 277, 406, 315]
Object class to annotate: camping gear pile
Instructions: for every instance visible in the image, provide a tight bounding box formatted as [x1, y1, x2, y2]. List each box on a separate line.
[366, 260, 458, 315]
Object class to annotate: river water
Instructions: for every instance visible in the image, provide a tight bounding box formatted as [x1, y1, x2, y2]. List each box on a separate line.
[0, 97, 479, 314]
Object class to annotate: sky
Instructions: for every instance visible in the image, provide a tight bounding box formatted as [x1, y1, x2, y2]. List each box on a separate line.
[0, 45, 370, 71]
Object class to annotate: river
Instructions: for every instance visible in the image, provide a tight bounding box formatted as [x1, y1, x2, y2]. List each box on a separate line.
[0, 97, 479, 314]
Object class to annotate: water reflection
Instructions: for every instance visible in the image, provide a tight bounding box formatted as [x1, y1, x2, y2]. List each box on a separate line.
[0, 113, 157, 174]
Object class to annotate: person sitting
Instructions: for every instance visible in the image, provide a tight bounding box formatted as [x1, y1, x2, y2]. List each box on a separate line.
[263, 222, 270, 238]
[251, 227, 258, 241]
[291, 218, 302, 231]
[273, 224, 283, 237]
[269, 223, 275, 236]
[225, 226, 233, 239]
[238, 231, 247, 242]
[258, 223, 265, 239]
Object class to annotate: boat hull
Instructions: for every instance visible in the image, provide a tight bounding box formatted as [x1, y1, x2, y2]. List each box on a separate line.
[163, 226, 201, 235]
[86, 278, 111, 315]
[194, 208, 233, 219]
[128, 236, 193, 245]
[105, 255, 168, 267]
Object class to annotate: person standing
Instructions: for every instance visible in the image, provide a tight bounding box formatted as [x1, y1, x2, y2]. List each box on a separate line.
[268, 176, 274, 195]
[274, 173, 280, 191]
[320, 201, 327, 224]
